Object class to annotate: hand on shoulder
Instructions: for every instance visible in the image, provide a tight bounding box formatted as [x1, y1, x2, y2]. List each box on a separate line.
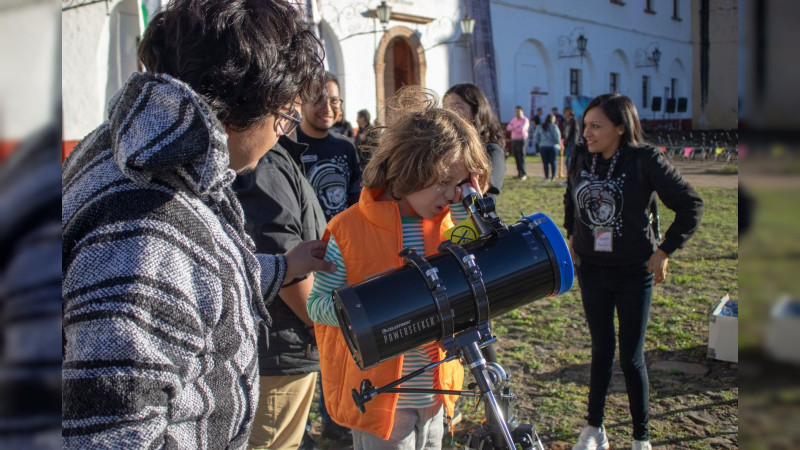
[284, 240, 336, 282]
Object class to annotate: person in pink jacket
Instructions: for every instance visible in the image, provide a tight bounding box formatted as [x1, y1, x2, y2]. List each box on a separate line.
[506, 106, 530, 180]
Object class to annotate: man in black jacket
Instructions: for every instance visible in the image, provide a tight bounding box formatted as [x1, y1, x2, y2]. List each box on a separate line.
[233, 134, 327, 449]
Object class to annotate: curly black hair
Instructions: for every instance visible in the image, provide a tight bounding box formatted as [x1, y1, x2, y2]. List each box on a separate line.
[139, 0, 325, 131]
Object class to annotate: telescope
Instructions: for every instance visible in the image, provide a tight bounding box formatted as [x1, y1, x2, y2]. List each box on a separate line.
[331, 188, 573, 449]
[333, 202, 573, 369]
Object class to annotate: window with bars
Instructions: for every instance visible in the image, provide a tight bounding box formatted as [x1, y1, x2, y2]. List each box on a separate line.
[570, 69, 580, 96]
[610, 72, 619, 93]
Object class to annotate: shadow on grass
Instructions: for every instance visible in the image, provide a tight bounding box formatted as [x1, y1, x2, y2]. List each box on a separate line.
[602, 399, 738, 447]
[653, 430, 738, 448]
[523, 345, 737, 415]
[519, 344, 738, 446]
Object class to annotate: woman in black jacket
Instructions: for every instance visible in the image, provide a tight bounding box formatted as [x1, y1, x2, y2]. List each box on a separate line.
[443, 83, 506, 200]
[564, 94, 704, 450]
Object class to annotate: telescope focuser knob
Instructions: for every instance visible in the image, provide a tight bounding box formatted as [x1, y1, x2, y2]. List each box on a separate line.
[351, 388, 366, 414]
[352, 379, 377, 414]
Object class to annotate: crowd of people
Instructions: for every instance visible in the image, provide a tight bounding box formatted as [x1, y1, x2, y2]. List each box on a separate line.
[506, 104, 582, 185]
[59, 1, 704, 449]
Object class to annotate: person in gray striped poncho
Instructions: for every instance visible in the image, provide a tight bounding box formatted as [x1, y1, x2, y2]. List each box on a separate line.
[61, 1, 334, 448]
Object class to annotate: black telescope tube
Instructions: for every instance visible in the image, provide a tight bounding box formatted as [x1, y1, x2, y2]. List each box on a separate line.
[333, 213, 573, 370]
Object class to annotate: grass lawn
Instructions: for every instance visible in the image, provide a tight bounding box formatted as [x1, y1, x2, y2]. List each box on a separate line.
[446, 174, 739, 448]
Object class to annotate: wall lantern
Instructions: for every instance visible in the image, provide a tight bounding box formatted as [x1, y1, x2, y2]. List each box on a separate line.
[376, 0, 392, 29]
[460, 15, 475, 36]
[651, 47, 662, 67]
[576, 34, 588, 57]
[558, 28, 588, 62]
[636, 43, 662, 68]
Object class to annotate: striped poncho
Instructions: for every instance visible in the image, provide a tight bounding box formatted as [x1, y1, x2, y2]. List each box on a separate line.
[62, 73, 286, 449]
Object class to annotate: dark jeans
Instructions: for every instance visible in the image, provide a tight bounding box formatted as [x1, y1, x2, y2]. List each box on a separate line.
[577, 260, 653, 441]
[564, 145, 575, 172]
[511, 139, 526, 177]
[540, 146, 556, 179]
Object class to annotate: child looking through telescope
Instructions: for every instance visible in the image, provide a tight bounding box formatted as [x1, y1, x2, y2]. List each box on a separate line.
[307, 85, 491, 450]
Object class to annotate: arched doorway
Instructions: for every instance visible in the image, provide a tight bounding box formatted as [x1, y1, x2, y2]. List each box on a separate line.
[386, 38, 415, 95]
[375, 26, 426, 123]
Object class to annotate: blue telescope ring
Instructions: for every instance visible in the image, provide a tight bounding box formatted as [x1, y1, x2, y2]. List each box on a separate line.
[524, 212, 574, 295]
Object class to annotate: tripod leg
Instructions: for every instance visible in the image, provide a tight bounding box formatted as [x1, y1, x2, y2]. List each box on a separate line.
[460, 340, 515, 449]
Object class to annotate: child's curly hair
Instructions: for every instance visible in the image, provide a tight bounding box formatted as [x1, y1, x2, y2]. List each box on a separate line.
[361, 86, 491, 199]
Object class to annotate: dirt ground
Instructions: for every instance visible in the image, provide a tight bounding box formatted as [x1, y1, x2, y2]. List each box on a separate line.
[510, 157, 737, 189]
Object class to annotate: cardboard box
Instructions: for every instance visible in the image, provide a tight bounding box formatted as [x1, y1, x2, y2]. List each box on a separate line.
[708, 294, 738, 363]
[764, 296, 800, 365]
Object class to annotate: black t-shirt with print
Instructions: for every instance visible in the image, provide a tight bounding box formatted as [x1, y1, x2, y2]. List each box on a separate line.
[296, 128, 363, 222]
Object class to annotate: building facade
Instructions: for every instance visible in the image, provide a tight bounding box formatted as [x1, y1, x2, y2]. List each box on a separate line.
[315, 0, 695, 128]
[62, 0, 147, 157]
[489, 0, 693, 126]
[316, 0, 470, 125]
[62, 0, 729, 157]
[691, 0, 737, 130]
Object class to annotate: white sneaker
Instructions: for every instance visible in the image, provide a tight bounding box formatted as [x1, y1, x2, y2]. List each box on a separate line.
[572, 425, 610, 450]
[632, 439, 652, 450]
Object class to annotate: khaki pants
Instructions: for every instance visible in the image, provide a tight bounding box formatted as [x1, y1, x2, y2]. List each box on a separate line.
[248, 372, 318, 449]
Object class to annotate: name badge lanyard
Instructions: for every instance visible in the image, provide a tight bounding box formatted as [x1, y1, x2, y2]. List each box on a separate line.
[590, 150, 620, 252]
[589, 150, 620, 212]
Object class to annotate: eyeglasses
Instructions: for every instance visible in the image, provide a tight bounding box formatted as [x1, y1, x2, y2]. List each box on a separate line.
[313, 97, 342, 110]
[275, 108, 302, 135]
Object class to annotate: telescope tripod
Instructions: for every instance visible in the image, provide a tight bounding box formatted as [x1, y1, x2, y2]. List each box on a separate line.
[351, 328, 545, 450]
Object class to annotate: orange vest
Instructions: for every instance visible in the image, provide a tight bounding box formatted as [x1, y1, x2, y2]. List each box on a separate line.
[315, 187, 465, 439]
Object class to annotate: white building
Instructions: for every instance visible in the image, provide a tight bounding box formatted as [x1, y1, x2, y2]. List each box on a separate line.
[320, 0, 692, 127]
[489, 0, 693, 124]
[62, 0, 148, 154]
[60, 0, 701, 155]
[317, 0, 470, 125]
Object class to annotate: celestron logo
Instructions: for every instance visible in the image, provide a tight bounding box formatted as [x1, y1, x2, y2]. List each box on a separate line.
[381, 316, 439, 343]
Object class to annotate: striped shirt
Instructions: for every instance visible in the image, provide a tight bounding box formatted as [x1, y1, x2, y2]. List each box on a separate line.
[308, 204, 470, 409]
